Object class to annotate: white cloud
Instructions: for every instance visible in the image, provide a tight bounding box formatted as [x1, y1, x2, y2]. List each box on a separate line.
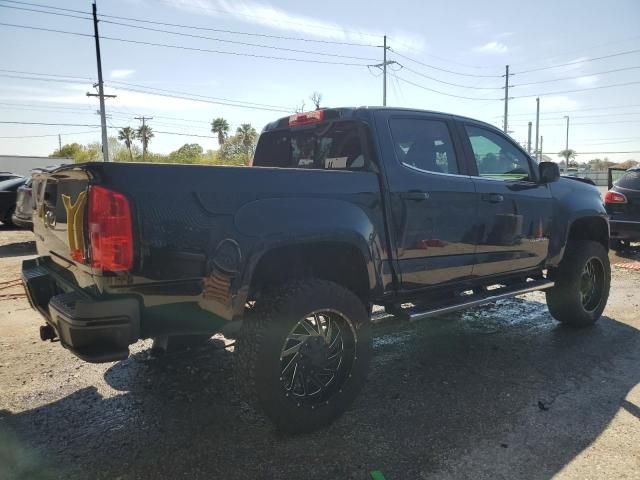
[473, 41, 509, 54]
[469, 20, 488, 33]
[574, 75, 598, 86]
[538, 95, 579, 110]
[163, 0, 424, 51]
[110, 69, 135, 79]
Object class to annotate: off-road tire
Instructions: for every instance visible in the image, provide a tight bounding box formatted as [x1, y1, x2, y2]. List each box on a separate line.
[546, 240, 610, 327]
[234, 279, 372, 434]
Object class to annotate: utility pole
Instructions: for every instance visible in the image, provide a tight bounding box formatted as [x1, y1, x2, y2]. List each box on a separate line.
[370, 36, 396, 106]
[383, 35, 388, 106]
[503, 65, 509, 133]
[87, 2, 116, 162]
[564, 115, 570, 173]
[135, 116, 153, 161]
[534, 97, 540, 161]
[540, 136, 543, 161]
[527, 121, 532, 154]
[58, 134, 62, 152]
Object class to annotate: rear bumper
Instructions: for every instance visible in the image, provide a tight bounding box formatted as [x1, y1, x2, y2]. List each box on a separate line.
[609, 219, 640, 241]
[22, 258, 140, 363]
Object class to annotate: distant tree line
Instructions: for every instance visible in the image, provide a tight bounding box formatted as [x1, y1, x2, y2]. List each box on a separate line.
[49, 116, 258, 166]
[555, 149, 638, 171]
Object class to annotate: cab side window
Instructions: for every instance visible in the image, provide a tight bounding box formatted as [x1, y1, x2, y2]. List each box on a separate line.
[465, 125, 533, 181]
[389, 118, 459, 174]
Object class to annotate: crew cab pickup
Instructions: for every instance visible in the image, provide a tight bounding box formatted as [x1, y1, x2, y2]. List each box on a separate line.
[23, 107, 610, 433]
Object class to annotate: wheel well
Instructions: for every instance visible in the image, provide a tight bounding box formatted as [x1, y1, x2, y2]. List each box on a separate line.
[249, 242, 370, 303]
[567, 217, 609, 250]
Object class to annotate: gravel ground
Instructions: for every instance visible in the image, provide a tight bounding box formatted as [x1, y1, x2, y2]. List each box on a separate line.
[1, 226, 639, 480]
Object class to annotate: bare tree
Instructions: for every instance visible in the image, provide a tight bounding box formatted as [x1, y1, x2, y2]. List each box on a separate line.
[309, 91, 323, 110]
[295, 100, 306, 113]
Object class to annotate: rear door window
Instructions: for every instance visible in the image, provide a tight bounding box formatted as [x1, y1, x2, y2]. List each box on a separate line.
[253, 121, 367, 170]
[389, 118, 459, 174]
[615, 170, 640, 190]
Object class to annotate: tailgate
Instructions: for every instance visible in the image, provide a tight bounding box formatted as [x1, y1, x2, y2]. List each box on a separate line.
[32, 167, 91, 264]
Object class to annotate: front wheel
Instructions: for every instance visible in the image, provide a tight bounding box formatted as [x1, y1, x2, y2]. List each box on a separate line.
[235, 279, 372, 433]
[546, 240, 610, 327]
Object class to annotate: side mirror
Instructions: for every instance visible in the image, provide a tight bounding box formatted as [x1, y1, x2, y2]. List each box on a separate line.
[539, 162, 560, 183]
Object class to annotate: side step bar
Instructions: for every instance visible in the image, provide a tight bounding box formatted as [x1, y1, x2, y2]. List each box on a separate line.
[374, 279, 555, 324]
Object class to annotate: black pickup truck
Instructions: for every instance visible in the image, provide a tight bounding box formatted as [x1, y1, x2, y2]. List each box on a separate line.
[23, 107, 610, 433]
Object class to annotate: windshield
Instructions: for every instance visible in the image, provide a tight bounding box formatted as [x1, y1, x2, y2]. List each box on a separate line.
[253, 121, 367, 170]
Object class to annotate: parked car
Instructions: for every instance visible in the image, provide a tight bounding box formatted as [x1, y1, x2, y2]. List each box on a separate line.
[11, 177, 34, 229]
[606, 166, 640, 250]
[23, 107, 610, 433]
[0, 172, 21, 182]
[0, 176, 27, 226]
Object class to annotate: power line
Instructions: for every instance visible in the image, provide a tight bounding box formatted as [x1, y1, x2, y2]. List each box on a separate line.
[0, 67, 294, 113]
[542, 151, 640, 154]
[507, 104, 640, 117]
[510, 119, 640, 126]
[106, 83, 293, 113]
[0, 0, 86, 15]
[389, 49, 503, 78]
[0, 0, 382, 40]
[511, 81, 640, 99]
[97, 13, 377, 48]
[0, 3, 90, 20]
[0, 73, 89, 84]
[0, 68, 92, 81]
[108, 80, 290, 110]
[390, 72, 502, 101]
[514, 48, 640, 74]
[511, 66, 640, 87]
[0, 21, 372, 66]
[397, 64, 504, 90]
[0, 129, 99, 139]
[99, 19, 378, 61]
[0, 121, 103, 127]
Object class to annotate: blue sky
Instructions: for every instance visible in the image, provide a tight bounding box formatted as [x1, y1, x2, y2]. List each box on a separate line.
[0, 0, 639, 162]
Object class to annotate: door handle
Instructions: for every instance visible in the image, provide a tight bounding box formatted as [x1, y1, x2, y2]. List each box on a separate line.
[402, 191, 430, 201]
[482, 193, 504, 203]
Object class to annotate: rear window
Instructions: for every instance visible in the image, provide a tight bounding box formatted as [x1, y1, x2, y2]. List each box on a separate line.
[615, 170, 640, 190]
[253, 121, 367, 170]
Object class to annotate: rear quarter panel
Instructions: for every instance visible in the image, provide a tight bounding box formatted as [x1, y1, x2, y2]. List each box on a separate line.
[80, 163, 388, 320]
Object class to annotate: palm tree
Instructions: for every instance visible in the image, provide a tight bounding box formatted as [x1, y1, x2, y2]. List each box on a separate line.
[236, 123, 258, 156]
[117, 126, 136, 161]
[558, 149, 577, 171]
[211, 117, 230, 146]
[137, 124, 154, 161]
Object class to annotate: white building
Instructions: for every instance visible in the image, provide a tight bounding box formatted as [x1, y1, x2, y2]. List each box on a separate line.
[0, 155, 71, 176]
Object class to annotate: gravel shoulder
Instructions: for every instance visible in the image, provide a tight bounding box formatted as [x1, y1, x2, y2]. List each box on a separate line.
[1, 227, 639, 480]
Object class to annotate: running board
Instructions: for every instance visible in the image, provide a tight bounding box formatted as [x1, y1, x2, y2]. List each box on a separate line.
[375, 280, 555, 324]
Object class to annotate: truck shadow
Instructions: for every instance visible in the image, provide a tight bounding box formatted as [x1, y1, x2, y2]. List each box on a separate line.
[0, 240, 36, 259]
[2, 298, 639, 480]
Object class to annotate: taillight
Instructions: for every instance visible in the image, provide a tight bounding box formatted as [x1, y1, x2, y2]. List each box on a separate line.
[289, 110, 324, 126]
[604, 190, 627, 204]
[88, 185, 133, 272]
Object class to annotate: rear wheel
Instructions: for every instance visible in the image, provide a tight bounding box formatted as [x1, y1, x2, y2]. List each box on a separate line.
[546, 240, 610, 327]
[235, 279, 372, 433]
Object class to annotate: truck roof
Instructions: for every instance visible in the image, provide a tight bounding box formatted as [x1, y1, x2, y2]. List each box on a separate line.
[263, 106, 503, 134]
